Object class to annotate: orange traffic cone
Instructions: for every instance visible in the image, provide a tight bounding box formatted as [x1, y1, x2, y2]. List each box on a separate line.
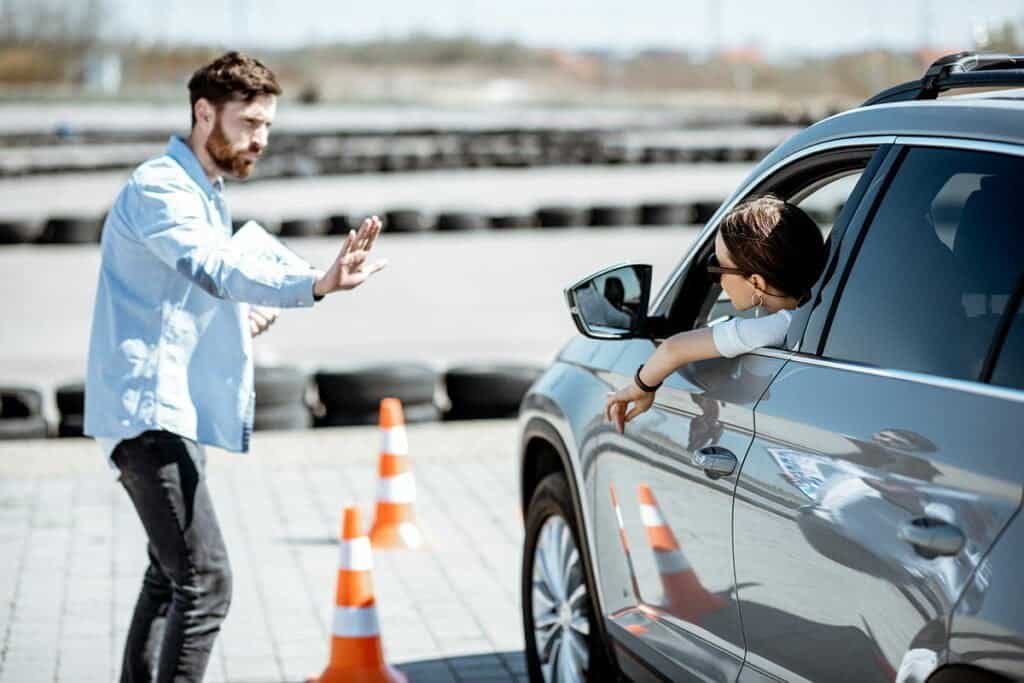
[637, 484, 726, 622]
[369, 399, 424, 550]
[310, 506, 406, 683]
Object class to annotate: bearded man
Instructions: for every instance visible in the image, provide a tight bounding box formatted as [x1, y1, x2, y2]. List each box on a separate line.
[83, 52, 386, 683]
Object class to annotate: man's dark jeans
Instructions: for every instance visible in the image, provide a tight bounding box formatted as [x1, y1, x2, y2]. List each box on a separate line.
[112, 430, 232, 683]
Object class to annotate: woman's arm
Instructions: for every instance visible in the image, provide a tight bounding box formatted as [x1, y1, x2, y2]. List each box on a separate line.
[604, 327, 720, 433]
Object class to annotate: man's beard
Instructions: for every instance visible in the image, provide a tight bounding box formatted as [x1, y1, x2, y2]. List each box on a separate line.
[205, 119, 259, 179]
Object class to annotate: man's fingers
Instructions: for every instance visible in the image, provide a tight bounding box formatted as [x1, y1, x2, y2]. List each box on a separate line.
[368, 259, 388, 274]
[337, 230, 356, 261]
[364, 216, 382, 252]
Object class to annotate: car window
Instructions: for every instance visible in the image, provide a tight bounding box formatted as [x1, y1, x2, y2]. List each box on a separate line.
[697, 171, 862, 328]
[823, 146, 1024, 382]
[990, 303, 1024, 390]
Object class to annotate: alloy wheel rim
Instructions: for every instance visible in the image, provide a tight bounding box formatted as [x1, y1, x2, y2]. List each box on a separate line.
[532, 514, 590, 682]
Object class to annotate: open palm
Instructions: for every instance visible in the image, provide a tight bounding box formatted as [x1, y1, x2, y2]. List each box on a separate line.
[315, 216, 387, 296]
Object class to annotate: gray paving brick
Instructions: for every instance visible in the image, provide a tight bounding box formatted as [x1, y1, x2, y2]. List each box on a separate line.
[0, 424, 533, 681]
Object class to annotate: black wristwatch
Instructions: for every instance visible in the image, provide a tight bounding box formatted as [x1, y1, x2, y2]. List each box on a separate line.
[635, 365, 662, 393]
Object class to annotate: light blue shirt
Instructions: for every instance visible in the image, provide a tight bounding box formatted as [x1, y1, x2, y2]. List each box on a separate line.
[84, 136, 319, 457]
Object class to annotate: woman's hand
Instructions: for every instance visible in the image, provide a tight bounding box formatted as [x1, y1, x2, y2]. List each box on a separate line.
[604, 383, 655, 434]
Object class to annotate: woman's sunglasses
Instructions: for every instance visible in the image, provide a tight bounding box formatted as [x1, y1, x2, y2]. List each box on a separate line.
[705, 253, 748, 283]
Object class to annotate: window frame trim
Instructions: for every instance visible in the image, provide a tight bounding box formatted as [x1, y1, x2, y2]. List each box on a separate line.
[650, 136, 898, 315]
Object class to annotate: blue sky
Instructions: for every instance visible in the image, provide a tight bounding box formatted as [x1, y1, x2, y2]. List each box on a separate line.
[110, 0, 1022, 55]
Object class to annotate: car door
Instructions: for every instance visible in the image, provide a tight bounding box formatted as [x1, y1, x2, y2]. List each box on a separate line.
[734, 141, 1024, 682]
[589, 140, 889, 682]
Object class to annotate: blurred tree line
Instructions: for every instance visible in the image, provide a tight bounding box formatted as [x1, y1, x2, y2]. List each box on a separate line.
[0, 0, 1020, 105]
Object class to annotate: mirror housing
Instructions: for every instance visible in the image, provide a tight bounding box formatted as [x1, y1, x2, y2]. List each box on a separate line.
[564, 263, 654, 340]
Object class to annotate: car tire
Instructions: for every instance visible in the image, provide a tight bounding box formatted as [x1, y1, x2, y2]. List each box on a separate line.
[55, 382, 85, 416]
[57, 413, 84, 438]
[313, 402, 441, 427]
[0, 220, 42, 244]
[0, 416, 48, 440]
[279, 218, 327, 237]
[39, 216, 101, 244]
[315, 363, 438, 414]
[253, 404, 312, 431]
[254, 365, 309, 407]
[436, 212, 489, 232]
[522, 472, 612, 682]
[384, 209, 432, 233]
[0, 387, 43, 419]
[444, 364, 542, 420]
[587, 205, 638, 227]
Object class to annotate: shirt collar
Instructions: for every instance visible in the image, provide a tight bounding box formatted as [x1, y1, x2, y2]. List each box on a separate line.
[167, 136, 224, 197]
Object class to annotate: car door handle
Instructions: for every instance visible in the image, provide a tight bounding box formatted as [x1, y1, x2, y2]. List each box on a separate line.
[898, 517, 965, 558]
[693, 446, 737, 480]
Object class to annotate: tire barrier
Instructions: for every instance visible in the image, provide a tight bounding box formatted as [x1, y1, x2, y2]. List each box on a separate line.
[314, 363, 439, 427]
[0, 386, 47, 440]
[536, 206, 586, 229]
[313, 402, 442, 428]
[640, 202, 696, 226]
[490, 214, 536, 229]
[327, 214, 351, 235]
[279, 217, 328, 238]
[383, 209, 432, 233]
[10, 196, 731, 250]
[39, 216, 101, 244]
[55, 381, 85, 437]
[693, 200, 723, 225]
[435, 211, 489, 232]
[1, 130, 784, 180]
[588, 205, 639, 227]
[443, 363, 544, 420]
[254, 364, 311, 432]
[0, 219, 42, 244]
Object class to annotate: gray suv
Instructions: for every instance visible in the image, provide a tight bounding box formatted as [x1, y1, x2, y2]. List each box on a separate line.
[517, 53, 1024, 683]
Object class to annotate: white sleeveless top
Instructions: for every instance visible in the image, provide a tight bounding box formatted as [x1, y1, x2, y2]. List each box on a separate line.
[711, 309, 793, 358]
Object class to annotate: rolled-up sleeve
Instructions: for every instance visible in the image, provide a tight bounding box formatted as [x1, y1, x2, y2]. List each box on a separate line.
[711, 310, 792, 358]
[130, 178, 318, 308]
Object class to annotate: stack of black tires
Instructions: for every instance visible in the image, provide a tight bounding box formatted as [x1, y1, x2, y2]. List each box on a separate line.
[0, 387, 47, 440]
[314, 363, 441, 426]
[253, 365, 312, 431]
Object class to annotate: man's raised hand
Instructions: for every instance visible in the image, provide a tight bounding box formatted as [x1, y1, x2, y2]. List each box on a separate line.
[314, 216, 387, 297]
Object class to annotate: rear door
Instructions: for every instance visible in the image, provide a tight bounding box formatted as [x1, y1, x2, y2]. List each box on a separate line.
[589, 141, 887, 681]
[735, 141, 1024, 682]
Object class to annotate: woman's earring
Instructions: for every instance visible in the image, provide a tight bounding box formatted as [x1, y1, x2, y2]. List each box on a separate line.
[752, 291, 765, 318]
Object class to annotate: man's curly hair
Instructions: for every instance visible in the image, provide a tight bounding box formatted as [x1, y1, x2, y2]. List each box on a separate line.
[187, 52, 282, 127]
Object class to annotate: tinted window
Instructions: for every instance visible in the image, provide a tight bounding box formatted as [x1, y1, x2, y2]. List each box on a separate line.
[824, 147, 1024, 381]
[991, 305, 1024, 390]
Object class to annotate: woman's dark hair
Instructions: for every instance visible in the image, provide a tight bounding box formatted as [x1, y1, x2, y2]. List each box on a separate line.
[187, 52, 282, 127]
[718, 194, 827, 302]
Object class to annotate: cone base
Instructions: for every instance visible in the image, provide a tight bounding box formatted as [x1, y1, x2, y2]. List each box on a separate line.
[310, 664, 407, 683]
[369, 522, 424, 550]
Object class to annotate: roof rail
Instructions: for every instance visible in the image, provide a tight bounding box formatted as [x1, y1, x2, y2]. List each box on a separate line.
[863, 52, 1024, 106]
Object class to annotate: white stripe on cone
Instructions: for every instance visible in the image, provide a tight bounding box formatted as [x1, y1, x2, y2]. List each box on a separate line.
[639, 503, 667, 528]
[338, 538, 373, 571]
[654, 549, 692, 575]
[380, 427, 409, 456]
[612, 502, 625, 528]
[332, 605, 381, 638]
[377, 472, 416, 503]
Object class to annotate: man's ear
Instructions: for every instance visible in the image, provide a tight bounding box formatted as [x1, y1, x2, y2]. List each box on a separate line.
[194, 98, 214, 129]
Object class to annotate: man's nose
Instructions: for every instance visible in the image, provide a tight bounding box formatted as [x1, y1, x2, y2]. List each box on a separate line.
[253, 127, 269, 149]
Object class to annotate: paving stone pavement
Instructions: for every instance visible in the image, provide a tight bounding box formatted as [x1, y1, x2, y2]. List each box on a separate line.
[0, 421, 529, 683]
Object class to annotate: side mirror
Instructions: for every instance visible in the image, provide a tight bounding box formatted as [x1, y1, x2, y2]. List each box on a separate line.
[564, 263, 653, 340]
